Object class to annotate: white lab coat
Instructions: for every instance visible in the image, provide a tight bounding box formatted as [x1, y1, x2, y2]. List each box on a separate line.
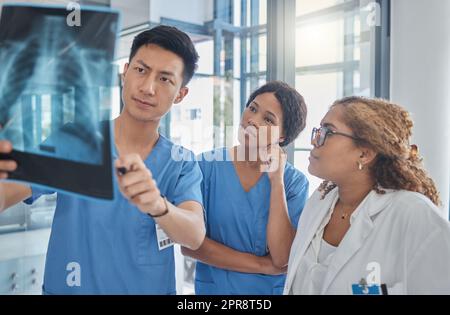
[284, 187, 450, 295]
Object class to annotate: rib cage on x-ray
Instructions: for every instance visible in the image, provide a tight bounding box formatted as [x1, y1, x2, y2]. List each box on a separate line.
[0, 14, 114, 165]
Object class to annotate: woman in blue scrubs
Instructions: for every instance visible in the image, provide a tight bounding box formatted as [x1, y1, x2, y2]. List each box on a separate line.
[182, 81, 309, 295]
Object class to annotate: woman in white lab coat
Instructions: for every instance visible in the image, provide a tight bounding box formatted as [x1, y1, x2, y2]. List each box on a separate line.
[284, 96, 450, 295]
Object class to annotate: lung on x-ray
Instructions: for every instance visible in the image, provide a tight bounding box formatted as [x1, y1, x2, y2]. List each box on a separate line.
[0, 4, 120, 200]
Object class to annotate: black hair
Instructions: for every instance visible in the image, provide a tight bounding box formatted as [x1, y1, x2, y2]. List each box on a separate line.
[245, 81, 307, 147]
[129, 25, 199, 86]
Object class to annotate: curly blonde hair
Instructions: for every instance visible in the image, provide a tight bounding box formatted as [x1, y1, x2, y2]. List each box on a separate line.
[318, 96, 441, 206]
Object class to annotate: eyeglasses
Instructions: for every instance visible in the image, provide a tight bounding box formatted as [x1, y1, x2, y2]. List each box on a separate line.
[311, 126, 360, 147]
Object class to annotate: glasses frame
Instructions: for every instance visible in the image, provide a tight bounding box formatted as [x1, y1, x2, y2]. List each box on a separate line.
[311, 126, 360, 147]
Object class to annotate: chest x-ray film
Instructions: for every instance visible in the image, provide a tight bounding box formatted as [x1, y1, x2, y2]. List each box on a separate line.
[0, 4, 120, 200]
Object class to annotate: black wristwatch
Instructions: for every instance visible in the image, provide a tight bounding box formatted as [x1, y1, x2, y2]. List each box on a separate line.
[148, 195, 169, 218]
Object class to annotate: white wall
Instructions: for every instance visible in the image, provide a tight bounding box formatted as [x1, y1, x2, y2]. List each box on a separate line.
[390, 0, 450, 218]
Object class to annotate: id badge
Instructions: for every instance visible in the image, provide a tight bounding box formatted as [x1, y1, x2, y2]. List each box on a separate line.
[351, 282, 388, 295]
[155, 223, 174, 251]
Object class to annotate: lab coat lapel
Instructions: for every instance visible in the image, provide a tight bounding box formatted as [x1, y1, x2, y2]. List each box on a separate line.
[285, 189, 339, 292]
[320, 190, 394, 294]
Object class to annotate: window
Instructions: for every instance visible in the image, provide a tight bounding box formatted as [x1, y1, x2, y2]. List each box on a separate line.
[293, 0, 388, 193]
[189, 109, 202, 120]
[162, 0, 268, 154]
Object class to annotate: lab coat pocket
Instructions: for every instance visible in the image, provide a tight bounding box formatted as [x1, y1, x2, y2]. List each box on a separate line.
[137, 215, 172, 266]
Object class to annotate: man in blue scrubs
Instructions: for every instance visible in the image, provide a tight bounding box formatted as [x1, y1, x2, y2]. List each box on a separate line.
[0, 25, 205, 294]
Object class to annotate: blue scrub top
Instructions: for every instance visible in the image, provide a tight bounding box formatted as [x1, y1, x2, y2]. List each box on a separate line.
[25, 135, 203, 294]
[195, 148, 309, 295]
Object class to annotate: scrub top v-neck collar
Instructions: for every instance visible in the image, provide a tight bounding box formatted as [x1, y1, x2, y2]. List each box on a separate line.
[226, 148, 268, 194]
[113, 133, 162, 163]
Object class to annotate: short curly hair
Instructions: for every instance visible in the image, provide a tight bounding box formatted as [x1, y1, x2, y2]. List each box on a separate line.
[318, 96, 441, 206]
[245, 81, 307, 147]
